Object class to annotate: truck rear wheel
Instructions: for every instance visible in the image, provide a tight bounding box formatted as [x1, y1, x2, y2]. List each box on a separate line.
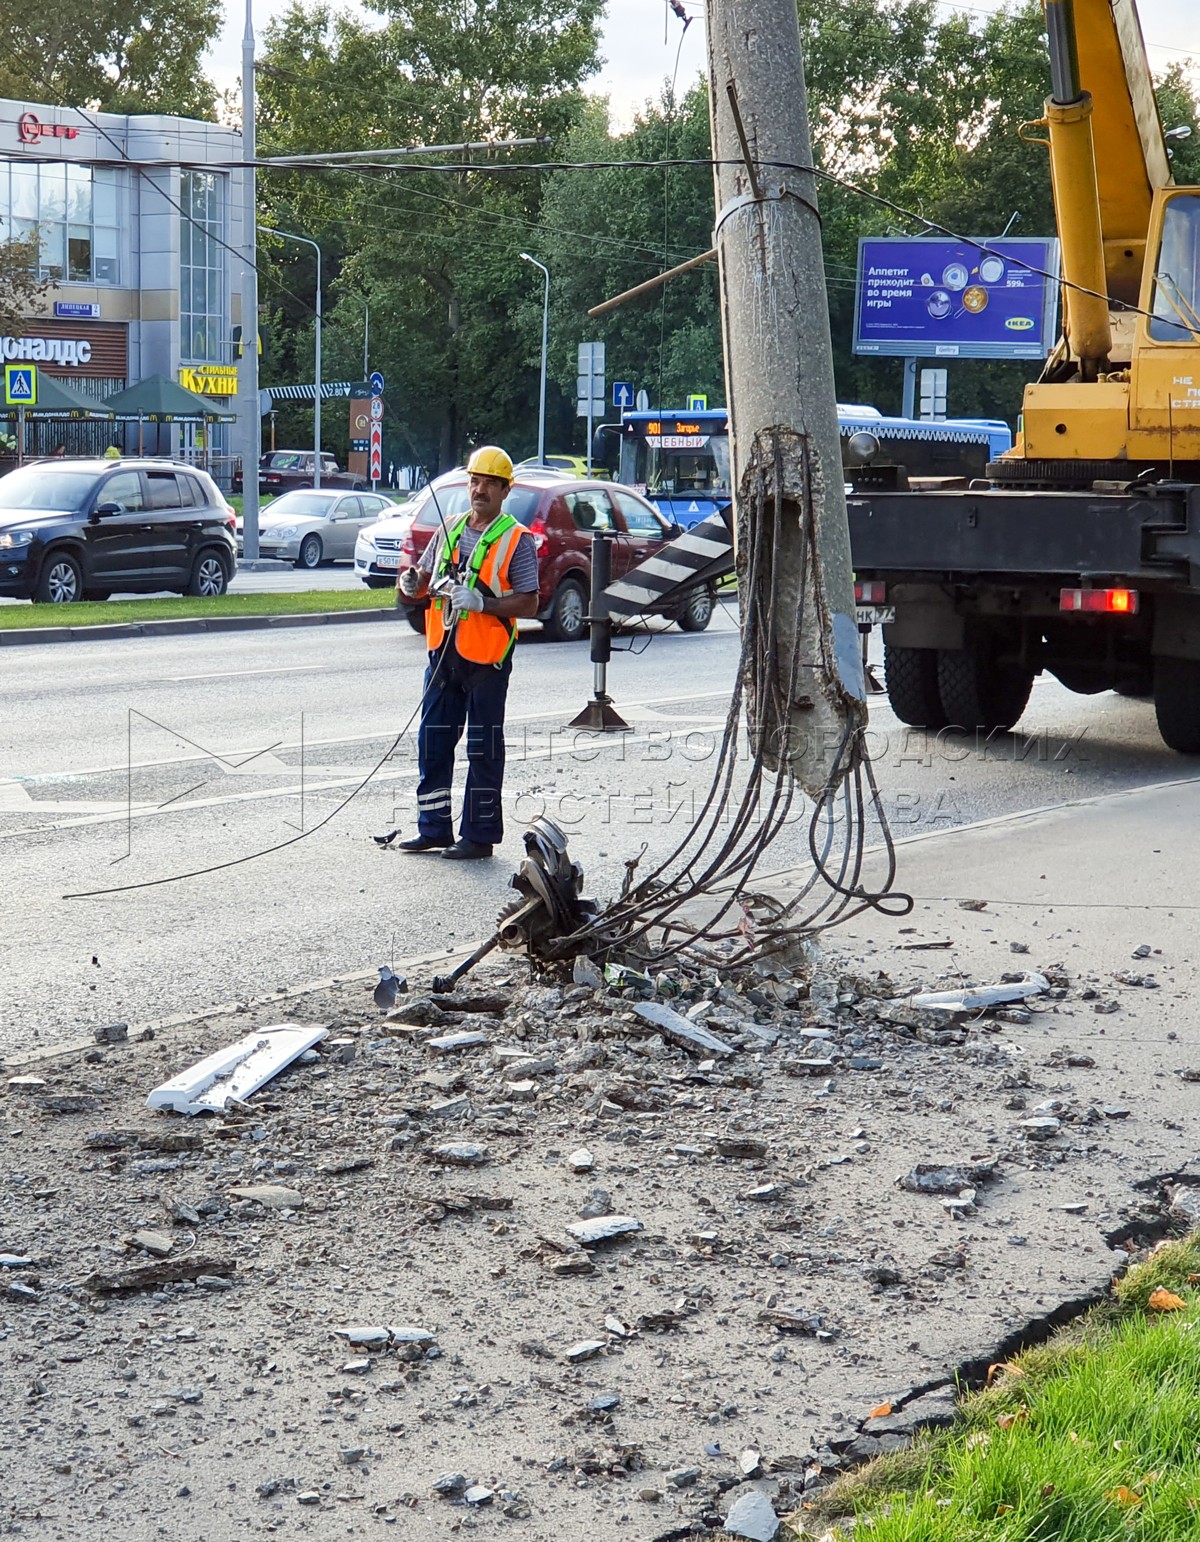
[883, 645, 947, 728]
[1154, 657, 1200, 753]
[937, 645, 1033, 734]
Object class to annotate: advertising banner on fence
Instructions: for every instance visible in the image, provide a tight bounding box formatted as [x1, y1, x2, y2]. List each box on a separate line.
[853, 237, 1060, 360]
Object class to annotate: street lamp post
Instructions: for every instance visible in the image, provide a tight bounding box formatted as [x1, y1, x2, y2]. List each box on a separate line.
[240, 0, 261, 559]
[520, 252, 549, 465]
[260, 225, 322, 488]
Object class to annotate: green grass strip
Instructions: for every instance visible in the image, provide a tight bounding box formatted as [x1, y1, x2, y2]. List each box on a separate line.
[0, 588, 396, 629]
[796, 1236, 1200, 1541]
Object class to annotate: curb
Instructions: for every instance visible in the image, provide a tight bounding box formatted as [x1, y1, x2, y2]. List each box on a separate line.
[1, 945, 475, 1072]
[0, 606, 407, 646]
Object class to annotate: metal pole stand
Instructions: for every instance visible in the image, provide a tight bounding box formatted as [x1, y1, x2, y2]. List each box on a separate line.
[569, 530, 631, 732]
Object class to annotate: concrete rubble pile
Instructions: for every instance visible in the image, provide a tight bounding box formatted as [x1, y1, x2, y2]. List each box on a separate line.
[0, 936, 1184, 1537]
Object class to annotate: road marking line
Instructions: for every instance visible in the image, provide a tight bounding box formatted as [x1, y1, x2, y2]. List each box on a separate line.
[0, 690, 734, 784]
[0, 727, 688, 840]
[166, 665, 329, 682]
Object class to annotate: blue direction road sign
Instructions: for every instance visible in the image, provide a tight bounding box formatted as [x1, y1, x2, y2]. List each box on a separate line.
[369, 370, 385, 396]
[4, 365, 36, 406]
[613, 381, 634, 408]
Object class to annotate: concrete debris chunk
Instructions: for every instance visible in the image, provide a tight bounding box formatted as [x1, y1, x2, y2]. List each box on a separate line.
[0, 1254, 34, 1268]
[132, 1229, 174, 1258]
[783, 1058, 837, 1076]
[430, 1143, 489, 1166]
[665, 1466, 701, 1488]
[572, 956, 604, 988]
[717, 1138, 767, 1160]
[757, 1307, 823, 1334]
[464, 1485, 494, 1505]
[633, 1000, 735, 1057]
[93, 1021, 129, 1045]
[337, 1325, 391, 1349]
[427, 1031, 490, 1053]
[566, 1215, 643, 1245]
[1167, 1185, 1200, 1226]
[910, 972, 1048, 1014]
[432, 1472, 469, 1496]
[566, 1148, 594, 1172]
[83, 1254, 236, 1293]
[898, 1163, 998, 1195]
[146, 1023, 328, 1116]
[1019, 1117, 1061, 1140]
[724, 1490, 780, 1541]
[228, 1184, 304, 1210]
[565, 1339, 606, 1363]
[739, 1447, 763, 1476]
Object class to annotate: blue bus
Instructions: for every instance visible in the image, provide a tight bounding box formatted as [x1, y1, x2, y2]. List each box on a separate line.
[601, 406, 1013, 528]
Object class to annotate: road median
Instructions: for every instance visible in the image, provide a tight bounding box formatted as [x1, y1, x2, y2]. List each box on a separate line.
[0, 587, 403, 644]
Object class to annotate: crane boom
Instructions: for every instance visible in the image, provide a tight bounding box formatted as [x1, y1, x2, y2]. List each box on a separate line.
[1073, 0, 1172, 306]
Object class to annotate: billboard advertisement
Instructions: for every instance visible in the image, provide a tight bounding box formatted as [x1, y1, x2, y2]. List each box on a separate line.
[853, 237, 1060, 360]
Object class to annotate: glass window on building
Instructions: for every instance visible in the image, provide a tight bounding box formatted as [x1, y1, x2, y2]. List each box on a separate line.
[0, 161, 122, 285]
[180, 170, 225, 364]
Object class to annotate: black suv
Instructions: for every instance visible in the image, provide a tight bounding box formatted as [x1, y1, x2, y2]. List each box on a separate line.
[0, 460, 237, 603]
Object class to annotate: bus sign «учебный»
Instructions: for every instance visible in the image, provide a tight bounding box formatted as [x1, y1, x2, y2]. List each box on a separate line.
[853, 237, 1060, 360]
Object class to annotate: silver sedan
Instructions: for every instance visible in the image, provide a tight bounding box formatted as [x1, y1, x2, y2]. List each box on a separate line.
[241, 490, 399, 568]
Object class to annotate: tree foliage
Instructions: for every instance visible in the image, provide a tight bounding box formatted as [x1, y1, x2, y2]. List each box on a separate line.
[251, 0, 1200, 470]
[0, 236, 50, 337]
[0, 1, 222, 118]
[256, 0, 604, 469]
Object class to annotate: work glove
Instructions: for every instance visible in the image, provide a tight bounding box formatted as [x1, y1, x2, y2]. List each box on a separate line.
[398, 567, 422, 598]
[450, 584, 484, 613]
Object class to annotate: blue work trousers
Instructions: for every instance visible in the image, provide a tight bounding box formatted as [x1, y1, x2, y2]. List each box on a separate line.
[416, 648, 512, 846]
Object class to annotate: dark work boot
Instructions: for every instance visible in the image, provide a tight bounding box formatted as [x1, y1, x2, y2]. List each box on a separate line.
[440, 839, 494, 861]
[398, 835, 452, 853]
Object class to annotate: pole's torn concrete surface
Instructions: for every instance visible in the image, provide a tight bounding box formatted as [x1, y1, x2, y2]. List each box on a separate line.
[707, 0, 866, 798]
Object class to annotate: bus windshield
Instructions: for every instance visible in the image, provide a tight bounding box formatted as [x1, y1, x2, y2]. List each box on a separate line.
[623, 436, 730, 498]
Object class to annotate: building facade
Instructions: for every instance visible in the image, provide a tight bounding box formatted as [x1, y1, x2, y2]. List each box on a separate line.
[0, 98, 247, 473]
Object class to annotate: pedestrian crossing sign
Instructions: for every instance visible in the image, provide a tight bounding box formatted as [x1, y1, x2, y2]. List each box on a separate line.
[686, 393, 707, 411]
[4, 364, 37, 406]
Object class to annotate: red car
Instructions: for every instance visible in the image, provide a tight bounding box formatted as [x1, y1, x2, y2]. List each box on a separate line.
[390, 472, 715, 640]
[233, 450, 368, 496]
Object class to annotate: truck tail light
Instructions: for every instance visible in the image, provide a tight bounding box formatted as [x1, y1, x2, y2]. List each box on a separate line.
[1059, 587, 1139, 615]
[855, 580, 887, 604]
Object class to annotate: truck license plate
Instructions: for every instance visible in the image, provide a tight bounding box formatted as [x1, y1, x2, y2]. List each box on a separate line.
[855, 605, 895, 625]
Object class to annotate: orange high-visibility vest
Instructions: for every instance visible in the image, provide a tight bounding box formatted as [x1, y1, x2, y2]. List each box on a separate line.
[425, 512, 526, 665]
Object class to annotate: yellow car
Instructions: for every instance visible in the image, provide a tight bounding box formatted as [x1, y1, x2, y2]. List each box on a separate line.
[514, 454, 610, 480]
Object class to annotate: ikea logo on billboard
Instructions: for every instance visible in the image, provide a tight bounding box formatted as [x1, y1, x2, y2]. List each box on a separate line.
[1005, 316, 1035, 331]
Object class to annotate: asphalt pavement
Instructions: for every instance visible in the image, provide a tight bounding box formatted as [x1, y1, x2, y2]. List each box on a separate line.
[1, 606, 1196, 1058]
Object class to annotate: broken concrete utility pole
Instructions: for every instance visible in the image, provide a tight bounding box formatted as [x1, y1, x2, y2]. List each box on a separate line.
[706, 0, 866, 799]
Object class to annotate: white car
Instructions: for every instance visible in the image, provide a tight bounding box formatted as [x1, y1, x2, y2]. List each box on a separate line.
[354, 474, 468, 588]
[240, 489, 398, 568]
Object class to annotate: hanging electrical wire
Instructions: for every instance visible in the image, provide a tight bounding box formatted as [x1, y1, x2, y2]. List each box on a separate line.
[551, 429, 912, 974]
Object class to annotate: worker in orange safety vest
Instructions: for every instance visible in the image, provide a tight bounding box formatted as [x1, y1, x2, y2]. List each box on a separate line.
[395, 445, 540, 860]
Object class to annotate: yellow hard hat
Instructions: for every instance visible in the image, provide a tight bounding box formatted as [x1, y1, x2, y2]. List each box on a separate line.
[466, 445, 514, 482]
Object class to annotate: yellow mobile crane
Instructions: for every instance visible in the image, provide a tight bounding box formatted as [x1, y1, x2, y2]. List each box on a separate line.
[849, 0, 1200, 751]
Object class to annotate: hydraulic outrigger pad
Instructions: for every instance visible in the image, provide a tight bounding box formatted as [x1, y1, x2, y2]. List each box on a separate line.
[431, 817, 599, 992]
